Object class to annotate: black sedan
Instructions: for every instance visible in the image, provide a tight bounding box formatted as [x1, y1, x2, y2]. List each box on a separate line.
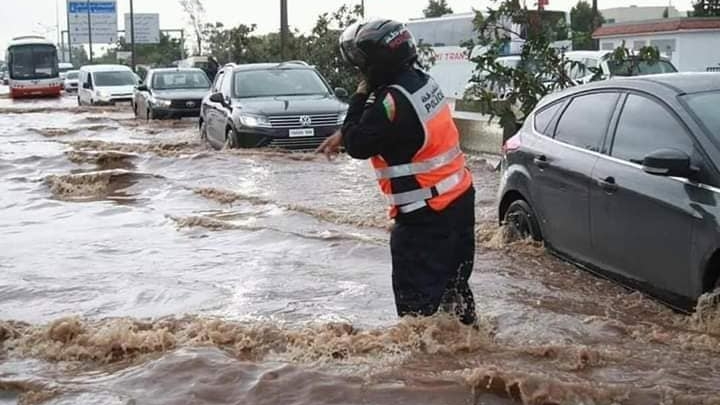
[498, 73, 720, 310]
[133, 68, 211, 120]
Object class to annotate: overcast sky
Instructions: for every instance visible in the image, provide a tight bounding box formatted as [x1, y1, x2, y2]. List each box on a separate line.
[0, 0, 694, 55]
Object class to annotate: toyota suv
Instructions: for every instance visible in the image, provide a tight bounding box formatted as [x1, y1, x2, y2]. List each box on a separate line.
[199, 61, 349, 150]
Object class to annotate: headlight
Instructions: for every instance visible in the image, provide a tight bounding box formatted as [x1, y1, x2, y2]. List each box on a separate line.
[96, 90, 110, 98]
[150, 97, 171, 107]
[337, 111, 348, 125]
[238, 113, 271, 128]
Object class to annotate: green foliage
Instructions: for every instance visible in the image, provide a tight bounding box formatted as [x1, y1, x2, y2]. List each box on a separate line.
[202, 4, 363, 91]
[467, 0, 579, 134]
[693, 0, 720, 17]
[466, 0, 657, 137]
[423, 0, 454, 18]
[570, 0, 604, 50]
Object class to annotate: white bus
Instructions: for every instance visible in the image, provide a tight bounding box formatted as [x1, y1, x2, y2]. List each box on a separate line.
[5, 36, 62, 98]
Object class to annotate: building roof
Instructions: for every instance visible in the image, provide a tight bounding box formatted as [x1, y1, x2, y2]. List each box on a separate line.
[593, 17, 720, 38]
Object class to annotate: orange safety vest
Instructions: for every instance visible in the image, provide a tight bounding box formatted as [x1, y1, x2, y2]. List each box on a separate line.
[371, 77, 473, 218]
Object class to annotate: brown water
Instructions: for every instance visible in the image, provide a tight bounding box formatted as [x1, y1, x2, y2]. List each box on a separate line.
[1, 92, 720, 405]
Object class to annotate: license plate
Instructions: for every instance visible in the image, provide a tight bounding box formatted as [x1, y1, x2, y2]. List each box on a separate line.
[289, 128, 315, 137]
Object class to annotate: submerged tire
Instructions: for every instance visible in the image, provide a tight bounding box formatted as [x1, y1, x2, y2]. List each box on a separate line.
[224, 127, 240, 149]
[503, 199, 542, 242]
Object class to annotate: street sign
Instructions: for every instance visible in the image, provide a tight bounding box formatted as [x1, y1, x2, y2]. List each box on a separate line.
[116, 51, 131, 61]
[68, 0, 118, 44]
[124, 13, 160, 44]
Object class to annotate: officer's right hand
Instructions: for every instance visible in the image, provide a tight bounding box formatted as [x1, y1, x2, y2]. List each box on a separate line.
[356, 80, 368, 95]
[315, 130, 343, 161]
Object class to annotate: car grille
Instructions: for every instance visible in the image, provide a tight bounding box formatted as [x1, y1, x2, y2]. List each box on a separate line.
[268, 136, 329, 150]
[112, 93, 133, 98]
[170, 99, 202, 109]
[268, 113, 338, 128]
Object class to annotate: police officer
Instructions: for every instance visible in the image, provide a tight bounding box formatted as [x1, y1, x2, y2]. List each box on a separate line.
[317, 20, 477, 325]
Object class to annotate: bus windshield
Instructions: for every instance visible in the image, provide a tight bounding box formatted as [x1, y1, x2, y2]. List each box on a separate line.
[8, 44, 58, 80]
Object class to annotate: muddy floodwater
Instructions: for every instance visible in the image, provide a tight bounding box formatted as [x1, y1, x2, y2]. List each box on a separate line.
[1, 91, 720, 405]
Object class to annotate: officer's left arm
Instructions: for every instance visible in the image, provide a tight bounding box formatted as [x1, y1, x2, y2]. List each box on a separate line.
[341, 88, 397, 160]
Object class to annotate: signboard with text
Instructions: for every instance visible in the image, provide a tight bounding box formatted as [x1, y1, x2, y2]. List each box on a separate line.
[124, 13, 160, 44]
[68, 0, 118, 44]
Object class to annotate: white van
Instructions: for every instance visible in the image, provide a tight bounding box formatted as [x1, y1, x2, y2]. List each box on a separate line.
[78, 64, 139, 105]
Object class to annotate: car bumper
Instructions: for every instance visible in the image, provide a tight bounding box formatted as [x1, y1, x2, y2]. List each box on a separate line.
[238, 125, 340, 150]
[152, 107, 201, 117]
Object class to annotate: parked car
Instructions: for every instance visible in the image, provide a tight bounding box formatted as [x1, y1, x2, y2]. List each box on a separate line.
[565, 50, 677, 85]
[200, 61, 348, 150]
[63, 70, 79, 93]
[77, 64, 140, 106]
[133, 68, 211, 120]
[498, 73, 720, 311]
[1, 70, 8, 85]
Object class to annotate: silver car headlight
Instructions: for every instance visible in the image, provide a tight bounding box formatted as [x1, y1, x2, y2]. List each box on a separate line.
[238, 113, 271, 128]
[96, 89, 110, 99]
[337, 111, 348, 125]
[150, 97, 171, 107]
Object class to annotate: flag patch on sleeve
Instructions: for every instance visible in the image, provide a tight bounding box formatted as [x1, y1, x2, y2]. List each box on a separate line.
[382, 92, 397, 122]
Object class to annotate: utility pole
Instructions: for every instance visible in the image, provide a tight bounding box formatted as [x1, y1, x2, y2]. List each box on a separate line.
[280, 0, 288, 61]
[87, 0, 94, 62]
[56, 0, 62, 52]
[66, 0, 73, 65]
[129, 0, 136, 71]
[361, 0, 365, 17]
[592, 0, 599, 50]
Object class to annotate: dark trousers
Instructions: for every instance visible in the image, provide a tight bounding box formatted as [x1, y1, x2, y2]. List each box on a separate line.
[390, 187, 477, 325]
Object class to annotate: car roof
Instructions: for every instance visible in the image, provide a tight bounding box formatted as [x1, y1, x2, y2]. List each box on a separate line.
[564, 50, 611, 59]
[231, 61, 311, 72]
[80, 64, 133, 72]
[148, 67, 206, 73]
[539, 73, 720, 107]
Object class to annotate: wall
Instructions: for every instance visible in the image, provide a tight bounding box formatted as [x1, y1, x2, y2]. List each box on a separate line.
[601, 6, 681, 24]
[599, 31, 720, 71]
[677, 31, 720, 71]
[453, 111, 503, 155]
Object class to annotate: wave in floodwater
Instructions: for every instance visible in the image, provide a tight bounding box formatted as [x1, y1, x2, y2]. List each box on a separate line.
[44, 169, 160, 201]
[194, 187, 392, 229]
[67, 139, 204, 158]
[28, 124, 118, 137]
[4, 315, 720, 405]
[0, 314, 493, 365]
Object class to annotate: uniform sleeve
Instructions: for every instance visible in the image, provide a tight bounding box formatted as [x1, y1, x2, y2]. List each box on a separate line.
[341, 88, 399, 160]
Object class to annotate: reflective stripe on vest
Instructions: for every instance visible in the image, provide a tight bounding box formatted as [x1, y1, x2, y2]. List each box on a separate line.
[386, 169, 466, 206]
[374, 145, 462, 179]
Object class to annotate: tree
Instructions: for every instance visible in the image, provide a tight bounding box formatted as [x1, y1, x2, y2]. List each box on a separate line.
[423, 0, 454, 18]
[570, 0, 604, 50]
[693, 0, 720, 16]
[663, 7, 670, 18]
[466, 0, 658, 139]
[179, 0, 207, 55]
[303, 4, 364, 91]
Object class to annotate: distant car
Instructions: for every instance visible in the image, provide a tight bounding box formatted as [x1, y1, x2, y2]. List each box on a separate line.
[77, 64, 140, 105]
[498, 73, 720, 311]
[1, 70, 8, 85]
[63, 70, 79, 93]
[133, 68, 211, 120]
[58, 62, 74, 80]
[200, 61, 348, 150]
[565, 50, 677, 85]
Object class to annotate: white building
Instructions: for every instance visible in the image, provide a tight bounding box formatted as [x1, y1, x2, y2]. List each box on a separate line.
[593, 18, 720, 72]
[600, 5, 682, 24]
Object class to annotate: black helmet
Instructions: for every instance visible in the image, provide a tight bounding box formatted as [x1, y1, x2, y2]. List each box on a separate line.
[339, 19, 418, 73]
